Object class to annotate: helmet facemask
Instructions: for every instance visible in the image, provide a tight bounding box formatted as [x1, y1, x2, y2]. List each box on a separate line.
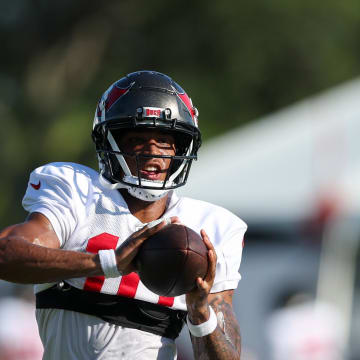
[95, 125, 196, 201]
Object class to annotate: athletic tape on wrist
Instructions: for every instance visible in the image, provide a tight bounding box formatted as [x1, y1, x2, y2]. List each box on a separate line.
[98, 249, 122, 278]
[186, 306, 218, 337]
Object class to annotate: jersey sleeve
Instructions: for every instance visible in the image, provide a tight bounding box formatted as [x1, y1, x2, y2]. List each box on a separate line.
[170, 195, 247, 294]
[22, 164, 78, 247]
[211, 222, 247, 293]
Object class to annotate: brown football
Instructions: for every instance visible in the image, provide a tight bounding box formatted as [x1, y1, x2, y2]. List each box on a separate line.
[136, 224, 208, 297]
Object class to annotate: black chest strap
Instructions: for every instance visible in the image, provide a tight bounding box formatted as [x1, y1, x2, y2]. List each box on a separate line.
[36, 283, 187, 340]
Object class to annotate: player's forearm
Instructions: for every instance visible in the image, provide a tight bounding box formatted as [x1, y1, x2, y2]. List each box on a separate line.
[0, 235, 101, 283]
[190, 326, 241, 360]
[188, 298, 241, 360]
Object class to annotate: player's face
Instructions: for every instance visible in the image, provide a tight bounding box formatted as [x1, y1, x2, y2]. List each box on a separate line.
[117, 129, 176, 182]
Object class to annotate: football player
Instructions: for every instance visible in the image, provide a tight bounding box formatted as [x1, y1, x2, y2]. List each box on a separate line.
[0, 71, 247, 360]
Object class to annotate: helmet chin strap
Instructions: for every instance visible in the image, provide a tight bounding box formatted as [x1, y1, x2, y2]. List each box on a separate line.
[127, 185, 170, 201]
[98, 172, 170, 202]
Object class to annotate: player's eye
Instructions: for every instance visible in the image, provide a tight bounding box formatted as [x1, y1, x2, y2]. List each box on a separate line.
[128, 136, 145, 145]
[157, 138, 170, 145]
[156, 135, 175, 146]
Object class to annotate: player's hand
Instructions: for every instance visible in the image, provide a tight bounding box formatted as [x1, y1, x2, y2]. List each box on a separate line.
[115, 216, 180, 275]
[185, 230, 217, 321]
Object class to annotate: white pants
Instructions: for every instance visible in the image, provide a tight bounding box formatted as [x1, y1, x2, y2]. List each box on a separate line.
[36, 309, 177, 360]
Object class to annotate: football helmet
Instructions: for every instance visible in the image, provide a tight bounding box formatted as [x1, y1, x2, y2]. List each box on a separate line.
[92, 70, 201, 201]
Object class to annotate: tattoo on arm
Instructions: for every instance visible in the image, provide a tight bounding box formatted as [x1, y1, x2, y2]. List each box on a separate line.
[190, 293, 241, 360]
[210, 295, 241, 351]
[215, 308, 234, 347]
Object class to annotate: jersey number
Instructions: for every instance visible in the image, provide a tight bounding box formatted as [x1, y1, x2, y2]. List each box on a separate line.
[83, 232, 174, 307]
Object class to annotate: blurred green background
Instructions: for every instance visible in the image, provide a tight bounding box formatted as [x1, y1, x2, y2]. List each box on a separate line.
[1, 0, 360, 226]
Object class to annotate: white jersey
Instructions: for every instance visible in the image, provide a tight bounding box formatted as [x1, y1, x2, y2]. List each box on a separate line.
[22, 162, 247, 312]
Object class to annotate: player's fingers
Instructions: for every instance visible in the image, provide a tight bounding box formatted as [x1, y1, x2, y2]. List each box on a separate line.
[170, 217, 183, 225]
[130, 218, 167, 241]
[195, 276, 211, 296]
[200, 229, 217, 266]
[204, 248, 217, 284]
[124, 216, 179, 251]
[200, 229, 215, 251]
[198, 229, 217, 285]
[143, 216, 182, 236]
[141, 216, 179, 232]
[195, 249, 216, 291]
[116, 219, 176, 272]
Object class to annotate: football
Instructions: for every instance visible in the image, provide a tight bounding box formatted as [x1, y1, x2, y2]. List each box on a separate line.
[136, 224, 208, 297]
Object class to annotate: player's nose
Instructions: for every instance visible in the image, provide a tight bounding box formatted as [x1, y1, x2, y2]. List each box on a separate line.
[142, 139, 162, 154]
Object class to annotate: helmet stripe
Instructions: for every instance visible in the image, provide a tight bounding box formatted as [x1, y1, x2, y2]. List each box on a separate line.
[106, 84, 132, 111]
[176, 92, 196, 120]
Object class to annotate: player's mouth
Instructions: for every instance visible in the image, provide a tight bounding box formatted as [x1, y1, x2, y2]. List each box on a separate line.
[140, 164, 166, 181]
